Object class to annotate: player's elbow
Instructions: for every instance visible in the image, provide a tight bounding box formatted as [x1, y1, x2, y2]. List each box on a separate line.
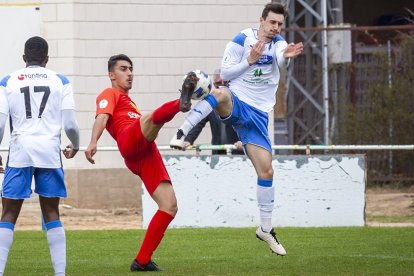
[64, 120, 79, 134]
[220, 69, 231, 82]
[64, 121, 80, 146]
[65, 126, 79, 138]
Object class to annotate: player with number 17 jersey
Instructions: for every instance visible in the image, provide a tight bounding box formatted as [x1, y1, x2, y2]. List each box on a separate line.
[0, 66, 75, 168]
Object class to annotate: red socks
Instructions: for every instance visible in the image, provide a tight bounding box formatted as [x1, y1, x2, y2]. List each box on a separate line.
[136, 210, 174, 265]
[151, 99, 180, 125]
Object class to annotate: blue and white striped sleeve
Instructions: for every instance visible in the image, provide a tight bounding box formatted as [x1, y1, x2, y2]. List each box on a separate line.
[57, 74, 76, 110]
[274, 36, 289, 69]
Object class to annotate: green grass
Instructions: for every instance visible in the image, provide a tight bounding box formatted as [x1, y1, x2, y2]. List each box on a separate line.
[6, 227, 414, 275]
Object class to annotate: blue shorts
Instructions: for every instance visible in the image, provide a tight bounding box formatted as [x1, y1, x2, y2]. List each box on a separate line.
[221, 92, 272, 153]
[2, 167, 67, 199]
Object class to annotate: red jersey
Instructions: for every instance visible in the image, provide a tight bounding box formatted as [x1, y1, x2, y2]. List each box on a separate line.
[95, 87, 171, 195]
[95, 88, 141, 140]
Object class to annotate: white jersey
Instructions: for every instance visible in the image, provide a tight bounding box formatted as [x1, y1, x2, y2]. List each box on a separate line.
[0, 66, 75, 168]
[221, 28, 288, 112]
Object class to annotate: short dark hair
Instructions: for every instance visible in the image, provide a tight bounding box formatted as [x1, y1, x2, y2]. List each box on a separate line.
[24, 36, 48, 64]
[108, 54, 133, 72]
[262, 2, 288, 19]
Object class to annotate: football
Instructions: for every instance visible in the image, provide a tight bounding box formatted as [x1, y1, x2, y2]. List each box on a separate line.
[186, 69, 212, 100]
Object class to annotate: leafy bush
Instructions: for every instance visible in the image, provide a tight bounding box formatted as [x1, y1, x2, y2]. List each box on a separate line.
[336, 35, 414, 186]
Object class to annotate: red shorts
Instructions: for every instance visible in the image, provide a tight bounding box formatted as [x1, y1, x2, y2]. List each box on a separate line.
[116, 119, 171, 195]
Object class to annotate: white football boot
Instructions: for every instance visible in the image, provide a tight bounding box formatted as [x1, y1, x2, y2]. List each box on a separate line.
[256, 227, 286, 256]
[170, 129, 186, 150]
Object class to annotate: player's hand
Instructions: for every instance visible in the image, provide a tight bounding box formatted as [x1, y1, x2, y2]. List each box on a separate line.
[247, 40, 266, 65]
[85, 143, 97, 164]
[0, 155, 4, 173]
[63, 144, 79, 159]
[283, 42, 304, 59]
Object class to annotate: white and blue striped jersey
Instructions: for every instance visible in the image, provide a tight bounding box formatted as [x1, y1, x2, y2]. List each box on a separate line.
[221, 28, 288, 113]
[0, 66, 75, 168]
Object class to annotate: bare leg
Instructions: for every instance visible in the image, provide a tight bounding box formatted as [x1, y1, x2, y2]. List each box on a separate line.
[134, 97, 180, 268]
[141, 99, 181, 142]
[245, 144, 273, 180]
[245, 144, 274, 231]
[211, 87, 233, 118]
[140, 113, 163, 142]
[39, 196, 60, 223]
[1, 198, 24, 224]
[151, 182, 178, 216]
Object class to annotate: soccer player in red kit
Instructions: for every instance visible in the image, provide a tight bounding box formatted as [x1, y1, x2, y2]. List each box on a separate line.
[85, 54, 197, 272]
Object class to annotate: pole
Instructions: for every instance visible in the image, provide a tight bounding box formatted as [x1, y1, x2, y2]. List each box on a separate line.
[321, 0, 330, 144]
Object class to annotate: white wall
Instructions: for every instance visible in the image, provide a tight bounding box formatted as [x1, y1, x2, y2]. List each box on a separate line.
[0, 5, 41, 76]
[143, 155, 366, 227]
[0, 3, 41, 147]
[48, 0, 271, 168]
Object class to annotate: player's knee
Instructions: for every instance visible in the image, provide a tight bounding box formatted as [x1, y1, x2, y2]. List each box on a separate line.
[165, 202, 178, 217]
[140, 117, 160, 142]
[258, 168, 273, 180]
[158, 198, 178, 216]
[171, 204, 178, 217]
[210, 87, 230, 103]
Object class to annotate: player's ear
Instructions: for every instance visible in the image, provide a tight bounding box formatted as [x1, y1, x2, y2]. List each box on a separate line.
[22, 55, 27, 63]
[43, 56, 49, 66]
[108, 71, 115, 80]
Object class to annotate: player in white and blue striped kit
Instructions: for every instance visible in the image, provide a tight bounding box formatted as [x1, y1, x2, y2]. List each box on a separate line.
[170, 2, 303, 255]
[0, 36, 80, 275]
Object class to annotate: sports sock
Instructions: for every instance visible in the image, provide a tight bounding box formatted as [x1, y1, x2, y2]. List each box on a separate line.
[46, 220, 66, 276]
[151, 99, 180, 125]
[136, 210, 174, 265]
[0, 222, 14, 275]
[180, 95, 217, 135]
[257, 179, 275, 233]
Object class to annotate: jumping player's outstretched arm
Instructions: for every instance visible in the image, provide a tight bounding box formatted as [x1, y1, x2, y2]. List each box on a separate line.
[274, 41, 303, 69]
[283, 42, 303, 59]
[85, 113, 110, 164]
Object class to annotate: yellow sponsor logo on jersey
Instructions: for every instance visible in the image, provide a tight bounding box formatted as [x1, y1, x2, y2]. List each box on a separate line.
[130, 102, 140, 113]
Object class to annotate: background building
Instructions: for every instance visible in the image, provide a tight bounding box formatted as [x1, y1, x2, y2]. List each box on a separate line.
[1, 0, 413, 183]
[0, 0, 269, 169]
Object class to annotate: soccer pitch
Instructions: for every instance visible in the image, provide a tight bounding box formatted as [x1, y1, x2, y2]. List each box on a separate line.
[6, 227, 414, 275]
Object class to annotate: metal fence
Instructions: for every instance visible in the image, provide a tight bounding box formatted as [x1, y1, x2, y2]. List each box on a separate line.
[284, 25, 414, 185]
